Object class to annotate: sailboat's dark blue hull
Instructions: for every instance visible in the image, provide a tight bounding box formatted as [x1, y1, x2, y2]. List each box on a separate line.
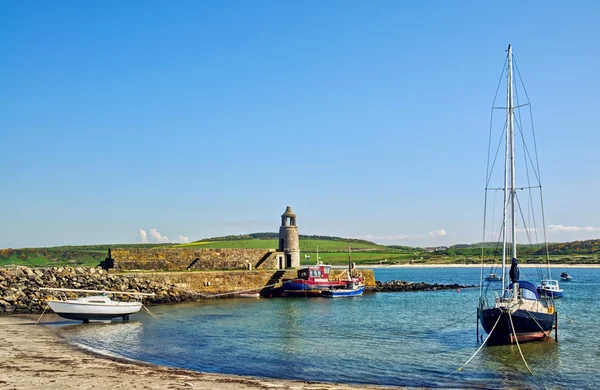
[479, 307, 554, 345]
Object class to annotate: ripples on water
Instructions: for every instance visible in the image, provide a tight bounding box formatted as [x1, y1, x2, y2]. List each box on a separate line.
[53, 268, 600, 389]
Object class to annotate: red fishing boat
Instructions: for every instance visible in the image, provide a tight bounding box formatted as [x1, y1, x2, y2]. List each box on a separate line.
[282, 264, 347, 297]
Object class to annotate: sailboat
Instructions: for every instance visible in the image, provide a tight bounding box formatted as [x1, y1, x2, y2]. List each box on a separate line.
[41, 287, 154, 323]
[477, 44, 557, 345]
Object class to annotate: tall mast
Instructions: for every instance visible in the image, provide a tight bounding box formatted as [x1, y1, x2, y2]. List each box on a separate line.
[501, 45, 510, 288]
[348, 242, 352, 280]
[508, 44, 517, 261]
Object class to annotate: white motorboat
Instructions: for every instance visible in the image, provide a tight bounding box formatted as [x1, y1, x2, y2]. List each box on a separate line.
[537, 279, 564, 299]
[41, 288, 154, 323]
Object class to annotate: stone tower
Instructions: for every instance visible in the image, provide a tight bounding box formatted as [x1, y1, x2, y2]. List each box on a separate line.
[278, 205, 300, 269]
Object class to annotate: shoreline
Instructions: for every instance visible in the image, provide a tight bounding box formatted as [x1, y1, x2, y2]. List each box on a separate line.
[0, 314, 405, 390]
[356, 263, 600, 269]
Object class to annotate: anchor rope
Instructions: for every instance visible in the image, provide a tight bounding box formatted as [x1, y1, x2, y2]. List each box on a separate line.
[439, 312, 476, 330]
[457, 312, 502, 371]
[200, 283, 280, 298]
[524, 309, 550, 336]
[507, 310, 547, 390]
[34, 304, 49, 325]
[142, 303, 161, 319]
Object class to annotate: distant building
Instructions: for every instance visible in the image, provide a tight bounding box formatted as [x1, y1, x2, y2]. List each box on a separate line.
[424, 246, 448, 253]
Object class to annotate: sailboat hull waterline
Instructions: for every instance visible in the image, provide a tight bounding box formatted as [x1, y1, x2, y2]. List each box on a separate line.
[47, 298, 142, 322]
[479, 308, 554, 345]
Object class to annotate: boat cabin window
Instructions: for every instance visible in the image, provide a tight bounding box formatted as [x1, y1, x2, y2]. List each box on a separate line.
[89, 300, 107, 304]
[520, 288, 537, 300]
[310, 270, 322, 278]
[323, 266, 331, 274]
[298, 270, 308, 278]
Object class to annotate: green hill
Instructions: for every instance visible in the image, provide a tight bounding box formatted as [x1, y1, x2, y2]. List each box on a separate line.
[1, 236, 599, 267]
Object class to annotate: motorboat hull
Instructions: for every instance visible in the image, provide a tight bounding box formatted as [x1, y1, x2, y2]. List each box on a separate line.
[322, 285, 364, 298]
[537, 288, 564, 298]
[479, 307, 554, 345]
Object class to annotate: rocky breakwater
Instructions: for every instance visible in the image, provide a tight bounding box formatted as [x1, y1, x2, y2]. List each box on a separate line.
[0, 266, 198, 314]
[375, 280, 478, 292]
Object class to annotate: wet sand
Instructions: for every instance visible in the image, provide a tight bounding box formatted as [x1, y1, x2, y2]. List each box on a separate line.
[0, 315, 404, 390]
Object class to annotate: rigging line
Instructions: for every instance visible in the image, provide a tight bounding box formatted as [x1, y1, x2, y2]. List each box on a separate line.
[484, 221, 506, 296]
[494, 104, 530, 109]
[513, 77, 540, 245]
[487, 186, 541, 191]
[514, 58, 544, 184]
[513, 119, 542, 184]
[539, 186, 552, 277]
[486, 123, 507, 187]
[481, 189, 487, 298]
[515, 194, 534, 244]
[486, 54, 508, 188]
[515, 59, 553, 274]
[507, 309, 548, 390]
[456, 313, 502, 372]
[491, 55, 509, 108]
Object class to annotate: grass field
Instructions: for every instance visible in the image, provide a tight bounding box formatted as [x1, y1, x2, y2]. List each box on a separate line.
[176, 239, 386, 251]
[0, 255, 101, 268]
[2, 237, 598, 267]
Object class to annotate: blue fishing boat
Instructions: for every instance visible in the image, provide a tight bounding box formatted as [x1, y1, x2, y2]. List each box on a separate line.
[322, 280, 364, 298]
[322, 243, 364, 298]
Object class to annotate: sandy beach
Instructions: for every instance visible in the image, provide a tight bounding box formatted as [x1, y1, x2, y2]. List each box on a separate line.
[0, 315, 405, 390]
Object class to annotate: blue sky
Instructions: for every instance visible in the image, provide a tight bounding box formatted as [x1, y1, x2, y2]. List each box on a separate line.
[1, 1, 599, 248]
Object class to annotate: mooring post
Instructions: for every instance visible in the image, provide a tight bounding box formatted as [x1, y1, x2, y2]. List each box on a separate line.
[476, 309, 479, 342]
[555, 311, 558, 342]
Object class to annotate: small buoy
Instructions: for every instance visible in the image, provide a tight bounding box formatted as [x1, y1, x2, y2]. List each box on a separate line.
[457, 289, 461, 293]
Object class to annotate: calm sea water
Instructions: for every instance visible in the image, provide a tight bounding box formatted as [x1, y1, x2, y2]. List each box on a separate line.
[51, 268, 600, 389]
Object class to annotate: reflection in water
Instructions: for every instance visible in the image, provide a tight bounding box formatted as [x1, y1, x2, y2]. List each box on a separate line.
[476, 341, 560, 389]
[57, 321, 145, 356]
[51, 268, 600, 389]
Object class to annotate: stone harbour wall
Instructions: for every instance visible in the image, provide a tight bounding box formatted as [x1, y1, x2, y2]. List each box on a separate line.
[0, 266, 198, 314]
[124, 270, 298, 295]
[112, 248, 283, 271]
[0, 266, 378, 315]
[126, 269, 377, 294]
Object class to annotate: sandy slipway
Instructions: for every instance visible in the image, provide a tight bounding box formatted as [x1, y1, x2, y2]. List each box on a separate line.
[0, 266, 198, 314]
[375, 280, 478, 292]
